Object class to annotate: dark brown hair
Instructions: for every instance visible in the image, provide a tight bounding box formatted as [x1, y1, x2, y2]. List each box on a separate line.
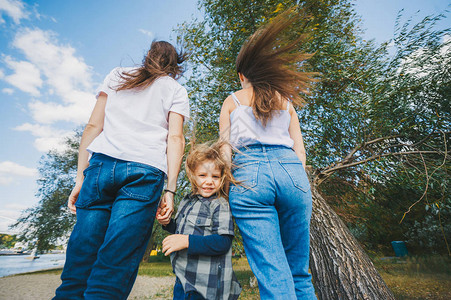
[116, 41, 186, 91]
[185, 140, 236, 199]
[236, 8, 317, 126]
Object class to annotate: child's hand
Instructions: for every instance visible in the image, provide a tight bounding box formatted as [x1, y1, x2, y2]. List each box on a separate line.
[162, 234, 189, 256]
[156, 192, 174, 225]
[156, 206, 170, 225]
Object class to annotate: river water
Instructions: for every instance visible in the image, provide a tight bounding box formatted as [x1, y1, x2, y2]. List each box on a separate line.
[0, 253, 66, 277]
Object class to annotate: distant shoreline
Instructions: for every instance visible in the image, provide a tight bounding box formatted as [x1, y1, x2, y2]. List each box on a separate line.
[0, 253, 29, 256]
[0, 252, 66, 278]
[0, 250, 65, 256]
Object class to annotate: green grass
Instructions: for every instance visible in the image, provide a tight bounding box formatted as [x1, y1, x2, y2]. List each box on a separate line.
[374, 255, 451, 300]
[138, 261, 174, 277]
[138, 256, 260, 299]
[14, 255, 451, 299]
[233, 257, 260, 299]
[229, 256, 451, 300]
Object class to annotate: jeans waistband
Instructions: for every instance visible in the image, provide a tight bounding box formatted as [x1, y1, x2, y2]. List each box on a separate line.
[236, 144, 292, 153]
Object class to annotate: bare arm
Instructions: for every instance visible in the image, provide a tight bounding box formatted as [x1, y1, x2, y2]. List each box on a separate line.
[68, 92, 107, 213]
[288, 103, 307, 168]
[219, 96, 234, 165]
[157, 112, 185, 224]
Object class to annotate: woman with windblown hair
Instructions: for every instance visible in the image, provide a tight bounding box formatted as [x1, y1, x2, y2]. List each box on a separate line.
[54, 41, 189, 300]
[219, 8, 317, 299]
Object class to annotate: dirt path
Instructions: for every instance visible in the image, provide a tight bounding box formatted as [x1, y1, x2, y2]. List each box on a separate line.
[0, 274, 174, 299]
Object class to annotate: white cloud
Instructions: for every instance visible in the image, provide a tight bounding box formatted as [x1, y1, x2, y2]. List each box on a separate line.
[34, 136, 69, 152]
[0, 0, 29, 24]
[14, 123, 71, 152]
[2, 88, 13, 94]
[0, 27, 97, 151]
[28, 97, 93, 124]
[139, 28, 154, 38]
[0, 161, 37, 186]
[5, 28, 96, 125]
[3, 55, 42, 96]
[13, 28, 93, 98]
[0, 177, 13, 185]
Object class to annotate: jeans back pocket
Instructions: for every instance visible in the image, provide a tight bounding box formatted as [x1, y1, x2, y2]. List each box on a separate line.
[279, 161, 310, 192]
[121, 163, 164, 201]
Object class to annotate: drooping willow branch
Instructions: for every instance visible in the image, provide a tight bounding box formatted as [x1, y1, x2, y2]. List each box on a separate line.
[313, 131, 450, 186]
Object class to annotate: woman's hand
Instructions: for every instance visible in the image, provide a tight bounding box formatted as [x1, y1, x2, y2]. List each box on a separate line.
[162, 234, 189, 256]
[156, 192, 174, 225]
[68, 183, 82, 214]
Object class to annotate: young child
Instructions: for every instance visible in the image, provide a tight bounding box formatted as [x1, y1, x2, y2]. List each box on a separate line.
[156, 142, 242, 300]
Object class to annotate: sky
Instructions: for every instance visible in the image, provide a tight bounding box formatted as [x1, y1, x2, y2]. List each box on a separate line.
[0, 0, 449, 234]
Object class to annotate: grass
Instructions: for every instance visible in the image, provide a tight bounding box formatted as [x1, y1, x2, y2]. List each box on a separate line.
[138, 261, 174, 277]
[374, 255, 451, 300]
[137, 256, 260, 299]
[16, 255, 450, 299]
[232, 257, 260, 299]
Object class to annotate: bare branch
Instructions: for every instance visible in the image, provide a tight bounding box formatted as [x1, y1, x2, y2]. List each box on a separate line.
[399, 152, 429, 224]
[399, 130, 449, 223]
[325, 151, 440, 174]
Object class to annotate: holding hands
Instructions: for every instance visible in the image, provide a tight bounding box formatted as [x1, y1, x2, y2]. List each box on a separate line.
[156, 191, 174, 225]
[156, 190, 188, 256]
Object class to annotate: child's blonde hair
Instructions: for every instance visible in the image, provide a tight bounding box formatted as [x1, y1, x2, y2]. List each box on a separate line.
[185, 140, 234, 199]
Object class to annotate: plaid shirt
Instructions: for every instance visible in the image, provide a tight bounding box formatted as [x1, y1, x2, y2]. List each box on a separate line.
[170, 193, 242, 300]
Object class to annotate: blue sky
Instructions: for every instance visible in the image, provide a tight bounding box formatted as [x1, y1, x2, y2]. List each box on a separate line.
[0, 0, 449, 234]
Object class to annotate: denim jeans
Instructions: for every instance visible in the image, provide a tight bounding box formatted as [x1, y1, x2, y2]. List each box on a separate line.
[229, 144, 316, 300]
[173, 277, 205, 300]
[54, 153, 164, 300]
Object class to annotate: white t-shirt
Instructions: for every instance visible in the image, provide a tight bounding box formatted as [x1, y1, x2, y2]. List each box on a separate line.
[87, 67, 190, 174]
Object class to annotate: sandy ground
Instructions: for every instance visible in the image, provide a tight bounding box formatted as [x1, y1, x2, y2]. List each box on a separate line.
[0, 274, 175, 300]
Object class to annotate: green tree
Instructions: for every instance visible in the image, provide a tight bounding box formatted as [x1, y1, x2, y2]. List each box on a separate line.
[176, 1, 449, 298]
[0, 234, 17, 249]
[11, 133, 80, 251]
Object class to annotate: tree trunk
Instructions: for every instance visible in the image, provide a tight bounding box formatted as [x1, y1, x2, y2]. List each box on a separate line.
[141, 227, 156, 263]
[309, 186, 395, 300]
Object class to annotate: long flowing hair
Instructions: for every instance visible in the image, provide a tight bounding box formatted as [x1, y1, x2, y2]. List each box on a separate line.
[236, 7, 317, 126]
[115, 41, 186, 91]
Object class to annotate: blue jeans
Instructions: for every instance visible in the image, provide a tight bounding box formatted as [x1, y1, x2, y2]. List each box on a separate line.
[229, 145, 316, 300]
[173, 277, 205, 300]
[54, 153, 164, 300]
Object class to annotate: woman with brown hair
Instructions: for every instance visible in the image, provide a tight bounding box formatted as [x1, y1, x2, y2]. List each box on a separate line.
[54, 41, 189, 300]
[219, 9, 317, 300]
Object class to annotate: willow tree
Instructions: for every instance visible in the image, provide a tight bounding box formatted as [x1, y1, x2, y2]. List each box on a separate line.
[176, 0, 450, 299]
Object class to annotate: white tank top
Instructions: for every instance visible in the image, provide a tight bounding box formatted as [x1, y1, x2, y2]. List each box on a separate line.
[229, 93, 294, 149]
